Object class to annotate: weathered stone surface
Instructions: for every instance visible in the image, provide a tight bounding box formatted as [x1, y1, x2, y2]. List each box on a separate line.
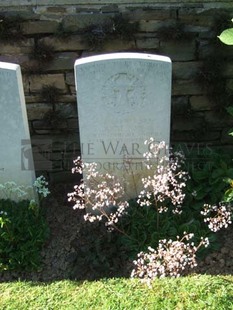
[0, 39, 34, 54]
[172, 80, 203, 95]
[62, 14, 113, 31]
[39, 35, 89, 52]
[26, 103, 51, 120]
[63, 139, 80, 153]
[0, 0, 232, 5]
[136, 37, 159, 49]
[190, 96, 213, 111]
[125, 8, 176, 20]
[102, 39, 136, 52]
[60, 95, 76, 103]
[67, 118, 79, 129]
[65, 72, 75, 86]
[173, 61, 202, 80]
[178, 12, 214, 27]
[0, 9, 38, 20]
[223, 63, 233, 78]
[26, 95, 76, 104]
[100, 4, 119, 13]
[205, 111, 233, 127]
[139, 20, 160, 32]
[22, 20, 58, 35]
[49, 151, 63, 161]
[56, 103, 77, 118]
[69, 86, 76, 95]
[199, 38, 233, 59]
[139, 20, 172, 32]
[52, 160, 63, 171]
[198, 30, 216, 39]
[0, 55, 29, 67]
[32, 120, 67, 135]
[80, 51, 98, 58]
[42, 134, 78, 151]
[159, 40, 196, 61]
[0, 61, 36, 200]
[43, 52, 80, 71]
[183, 25, 212, 34]
[25, 95, 40, 104]
[0, 1, 231, 168]
[23, 74, 66, 93]
[75, 53, 172, 199]
[172, 115, 204, 131]
[172, 96, 189, 114]
[49, 171, 77, 184]
[198, 40, 215, 59]
[75, 8, 99, 13]
[46, 6, 67, 13]
[26, 94, 76, 103]
[220, 45, 233, 58]
[171, 130, 221, 142]
[34, 117, 68, 128]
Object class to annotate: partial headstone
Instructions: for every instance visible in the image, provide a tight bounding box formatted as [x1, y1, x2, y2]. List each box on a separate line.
[75, 53, 172, 199]
[0, 62, 36, 200]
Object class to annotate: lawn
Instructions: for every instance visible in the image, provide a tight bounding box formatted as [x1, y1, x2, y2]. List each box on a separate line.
[0, 275, 233, 309]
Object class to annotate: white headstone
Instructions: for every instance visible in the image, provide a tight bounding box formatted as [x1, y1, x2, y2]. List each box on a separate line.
[0, 62, 36, 200]
[75, 53, 172, 199]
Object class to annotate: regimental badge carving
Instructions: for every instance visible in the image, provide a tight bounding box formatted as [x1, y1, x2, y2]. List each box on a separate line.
[102, 73, 146, 109]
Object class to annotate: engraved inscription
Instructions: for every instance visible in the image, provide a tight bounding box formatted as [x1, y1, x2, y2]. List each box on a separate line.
[102, 73, 145, 109]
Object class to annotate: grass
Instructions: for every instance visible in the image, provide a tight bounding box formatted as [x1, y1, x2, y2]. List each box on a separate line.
[0, 275, 233, 309]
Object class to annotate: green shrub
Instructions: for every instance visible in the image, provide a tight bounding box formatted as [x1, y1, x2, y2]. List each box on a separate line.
[0, 177, 49, 271]
[0, 199, 48, 271]
[69, 140, 233, 282]
[116, 149, 233, 259]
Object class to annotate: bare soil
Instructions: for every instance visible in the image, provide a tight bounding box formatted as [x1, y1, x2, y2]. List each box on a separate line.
[1, 183, 233, 282]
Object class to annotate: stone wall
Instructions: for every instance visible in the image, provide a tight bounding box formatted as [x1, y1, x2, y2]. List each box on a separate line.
[0, 1, 232, 182]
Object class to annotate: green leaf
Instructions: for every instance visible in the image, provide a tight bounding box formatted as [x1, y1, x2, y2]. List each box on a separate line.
[218, 28, 233, 45]
[223, 188, 233, 202]
[223, 177, 232, 185]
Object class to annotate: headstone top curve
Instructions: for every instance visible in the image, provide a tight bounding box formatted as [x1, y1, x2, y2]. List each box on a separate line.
[0, 61, 19, 71]
[75, 53, 171, 67]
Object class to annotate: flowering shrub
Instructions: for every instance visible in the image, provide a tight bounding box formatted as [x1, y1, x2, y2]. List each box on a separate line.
[131, 233, 209, 284]
[68, 159, 129, 232]
[138, 139, 188, 216]
[69, 139, 232, 284]
[183, 149, 233, 232]
[0, 176, 49, 271]
[33, 175, 50, 198]
[201, 203, 232, 232]
[0, 176, 50, 203]
[69, 139, 188, 231]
